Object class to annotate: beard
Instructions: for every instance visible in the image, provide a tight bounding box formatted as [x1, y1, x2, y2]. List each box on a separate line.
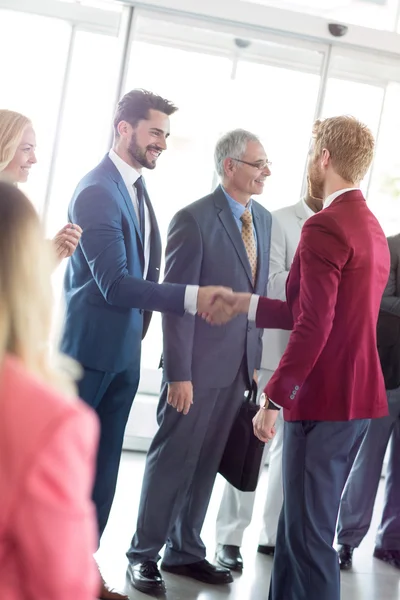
[127, 133, 160, 170]
[308, 160, 325, 200]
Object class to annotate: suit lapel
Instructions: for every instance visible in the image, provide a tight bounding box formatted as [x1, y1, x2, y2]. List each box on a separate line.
[214, 187, 254, 287]
[100, 155, 145, 266]
[294, 199, 307, 230]
[253, 208, 267, 294]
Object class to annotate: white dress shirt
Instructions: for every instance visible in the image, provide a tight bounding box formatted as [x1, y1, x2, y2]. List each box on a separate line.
[108, 149, 152, 279]
[109, 149, 198, 313]
[302, 197, 317, 219]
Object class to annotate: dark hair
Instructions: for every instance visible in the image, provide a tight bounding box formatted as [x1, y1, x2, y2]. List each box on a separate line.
[113, 89, 178, 135]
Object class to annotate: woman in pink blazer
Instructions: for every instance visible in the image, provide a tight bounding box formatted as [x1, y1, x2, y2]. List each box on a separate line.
[0, 180, 99, 600]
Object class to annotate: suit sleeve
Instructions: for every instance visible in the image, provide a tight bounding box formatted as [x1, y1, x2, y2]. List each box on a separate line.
[14, 406, 99, 600]
[254, 215, 294, 330]
[380, 236, 400, 317]
[268, 214, 290, 301]
[72, 185, 185, 314]
[266, 215, 349, 408]
[162, 209, 202, 382]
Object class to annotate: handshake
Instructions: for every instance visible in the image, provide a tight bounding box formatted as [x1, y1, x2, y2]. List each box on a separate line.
[197, 287, 252, 325]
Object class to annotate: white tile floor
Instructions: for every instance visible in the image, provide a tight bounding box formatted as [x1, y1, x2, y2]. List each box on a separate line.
[96, 451, 400, 600]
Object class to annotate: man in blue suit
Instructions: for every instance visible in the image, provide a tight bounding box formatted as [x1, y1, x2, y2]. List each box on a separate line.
[126, 129, 272, 595]
[61, 89, 225, 600]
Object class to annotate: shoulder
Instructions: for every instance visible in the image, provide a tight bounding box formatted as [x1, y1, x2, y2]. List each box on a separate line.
[1, 356, 96, 458]
[252, 199, 272, 224]
[272, 201, 301, 223]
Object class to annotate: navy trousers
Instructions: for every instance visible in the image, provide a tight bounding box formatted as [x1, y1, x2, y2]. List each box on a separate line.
[269, 419, 368, 600]
[78, 364, 140, 540]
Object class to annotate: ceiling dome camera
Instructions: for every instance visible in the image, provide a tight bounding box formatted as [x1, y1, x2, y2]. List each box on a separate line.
[328, 23, 349, 37]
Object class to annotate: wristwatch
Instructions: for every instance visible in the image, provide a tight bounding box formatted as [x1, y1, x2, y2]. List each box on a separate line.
[260, 393, 280, 411]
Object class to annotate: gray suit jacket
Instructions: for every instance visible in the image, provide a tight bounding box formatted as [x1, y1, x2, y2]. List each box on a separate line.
[162, 185, 272, 389]
[381, 233, 400, 318]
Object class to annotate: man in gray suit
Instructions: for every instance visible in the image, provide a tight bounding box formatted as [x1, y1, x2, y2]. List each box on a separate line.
[216, 191, 322, 571]
[126, 129, 272, 595]
[337, 232, 400, 570]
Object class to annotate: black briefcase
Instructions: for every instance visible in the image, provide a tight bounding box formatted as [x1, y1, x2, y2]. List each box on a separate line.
[218, 381, 265, 492]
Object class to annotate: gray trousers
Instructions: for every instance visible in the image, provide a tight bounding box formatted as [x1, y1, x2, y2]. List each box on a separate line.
[337, 386, 400, 550]
[127, 364, 248, 566]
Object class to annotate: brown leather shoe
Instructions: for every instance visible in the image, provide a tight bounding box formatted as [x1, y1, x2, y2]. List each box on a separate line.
[99, 573, 128, 600]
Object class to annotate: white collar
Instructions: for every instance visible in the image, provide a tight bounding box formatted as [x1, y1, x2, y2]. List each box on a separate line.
[324, 187, 359, 209]
[301, 197, 316, 219]
[108, 149, 141, 187]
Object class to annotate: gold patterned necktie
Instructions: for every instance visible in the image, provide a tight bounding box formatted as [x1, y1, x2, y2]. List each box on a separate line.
[240, 209, 257, 284]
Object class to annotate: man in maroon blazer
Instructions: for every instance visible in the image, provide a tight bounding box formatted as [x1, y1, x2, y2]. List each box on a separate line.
[204, 116, 390, 600]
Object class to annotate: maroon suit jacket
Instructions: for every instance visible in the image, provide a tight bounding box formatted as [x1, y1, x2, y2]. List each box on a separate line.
[256, 190, 390, 421]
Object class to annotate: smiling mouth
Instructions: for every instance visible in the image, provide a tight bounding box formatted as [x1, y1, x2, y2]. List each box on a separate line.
[255, 178, 265, 184]
[147, 148, 161, 160]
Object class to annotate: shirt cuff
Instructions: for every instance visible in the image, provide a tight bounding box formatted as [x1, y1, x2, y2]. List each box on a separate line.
[184, 285, 199, 315]
[248, 294, 260, 321]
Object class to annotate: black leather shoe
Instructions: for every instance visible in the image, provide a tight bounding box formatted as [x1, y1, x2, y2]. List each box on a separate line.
[161, 559, 233, 584]
[373, 547, 400, 569]
[338, 544, 354, 570]
[127, 561, 166, 595]
[257, 545, 275, 557]
[216, 544, 243, 571]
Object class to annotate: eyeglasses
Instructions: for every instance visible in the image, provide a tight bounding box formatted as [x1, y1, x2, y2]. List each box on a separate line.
[230, 157, 272, 170]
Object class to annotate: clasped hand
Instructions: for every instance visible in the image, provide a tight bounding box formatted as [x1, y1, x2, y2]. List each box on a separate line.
[197, 288, 252, 325]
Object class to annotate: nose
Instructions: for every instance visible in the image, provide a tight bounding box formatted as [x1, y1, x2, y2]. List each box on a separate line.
[30, 150, 37, 164]
[262, 164, 271, 176]
[158, 135, 167, 151]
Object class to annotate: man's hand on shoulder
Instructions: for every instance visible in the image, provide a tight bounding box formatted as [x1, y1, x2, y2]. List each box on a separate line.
[167, 381, 193, 415]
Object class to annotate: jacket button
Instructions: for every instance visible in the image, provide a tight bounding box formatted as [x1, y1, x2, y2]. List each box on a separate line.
[295, 385, 299, 390]
[290, 394, 295, 400]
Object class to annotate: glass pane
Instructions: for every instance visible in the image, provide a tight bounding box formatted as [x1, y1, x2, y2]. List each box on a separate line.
[230, 58, 322, 212]
[367, 83, 400, 235]
[125, 19, 234, 376]
[321, 79, 385, 194]
[45, 29, 121, 307]
[241, 0, 400, 31]
[0, 9, 71, 212]
[45, 30, 120, 237]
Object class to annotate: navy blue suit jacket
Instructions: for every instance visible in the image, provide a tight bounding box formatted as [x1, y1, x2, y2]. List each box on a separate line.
[162, 186, 272, 388]
[61, 155, 185, 373]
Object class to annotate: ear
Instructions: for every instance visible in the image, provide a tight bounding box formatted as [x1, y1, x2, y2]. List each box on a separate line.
[223, 157, 236, 177]
[321, 148, 330, 168]
[117, 120, 133, 139]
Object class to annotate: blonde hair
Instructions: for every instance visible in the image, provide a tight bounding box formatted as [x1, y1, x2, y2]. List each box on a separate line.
[313, 116, 375, 184]
[0, 180, 77, 396]
[0, 109, 31, 173]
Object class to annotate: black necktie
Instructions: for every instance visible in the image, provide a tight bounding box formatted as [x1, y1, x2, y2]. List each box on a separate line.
[134, 176, 146, 240]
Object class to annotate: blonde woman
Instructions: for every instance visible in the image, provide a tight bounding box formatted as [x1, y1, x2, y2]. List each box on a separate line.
[0, 109, 82, 261]
[0, 180, 99, 600]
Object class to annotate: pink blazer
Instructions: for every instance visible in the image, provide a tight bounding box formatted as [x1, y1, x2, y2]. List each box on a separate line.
[0, 355, 99, 600]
